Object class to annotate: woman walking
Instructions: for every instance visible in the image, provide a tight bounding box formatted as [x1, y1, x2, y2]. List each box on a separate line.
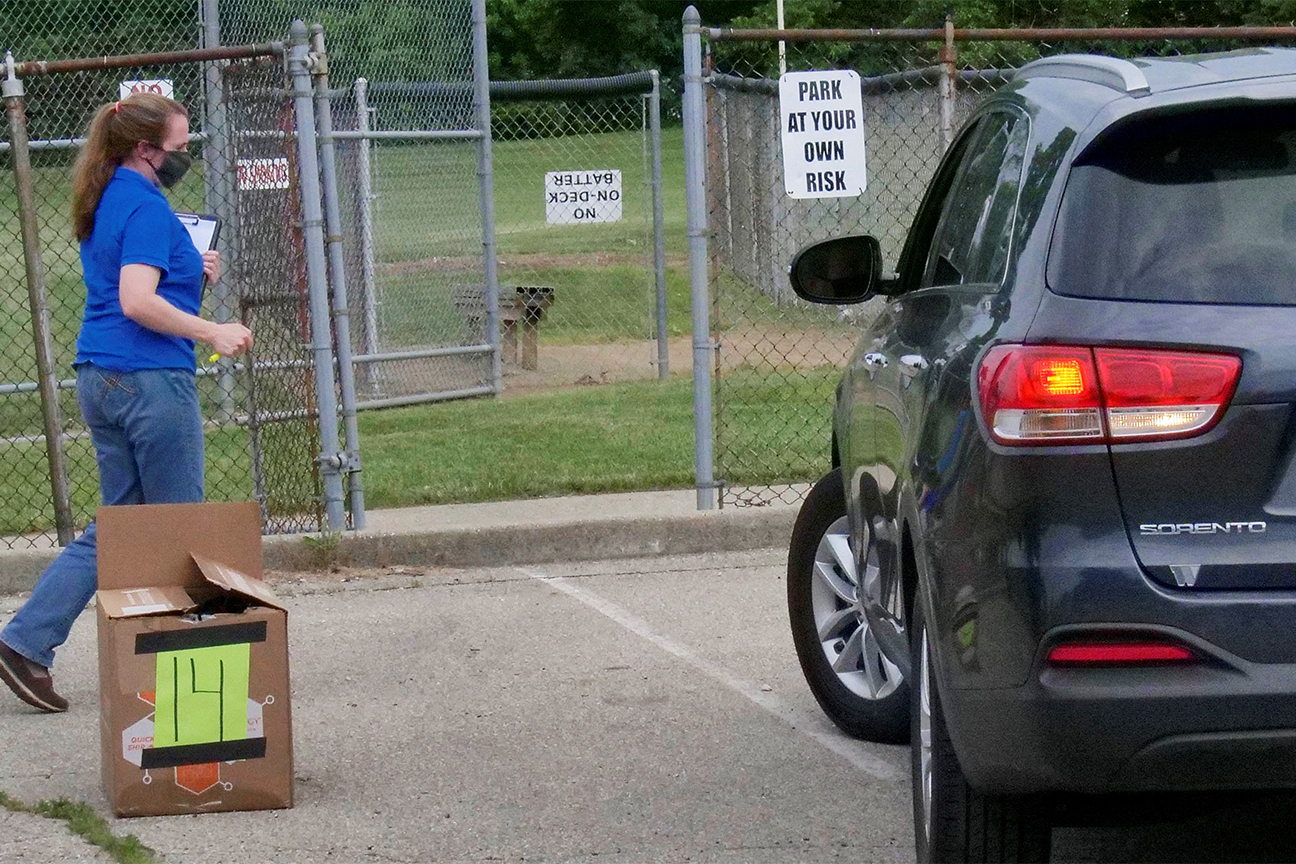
[0, 93, 253, 713]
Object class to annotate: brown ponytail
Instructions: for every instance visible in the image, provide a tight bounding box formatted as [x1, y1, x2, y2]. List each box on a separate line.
[70, 93, 188, 241]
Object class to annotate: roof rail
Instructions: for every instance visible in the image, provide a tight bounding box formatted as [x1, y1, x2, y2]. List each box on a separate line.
[1014, 54, 1151, 97]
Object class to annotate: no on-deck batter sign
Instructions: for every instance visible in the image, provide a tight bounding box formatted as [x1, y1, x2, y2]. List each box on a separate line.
[545, 170, 622, 224]
[779, 70, 867, 199]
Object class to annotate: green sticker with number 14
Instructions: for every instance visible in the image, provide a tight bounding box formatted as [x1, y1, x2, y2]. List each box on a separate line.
[153, 643, 251, 748]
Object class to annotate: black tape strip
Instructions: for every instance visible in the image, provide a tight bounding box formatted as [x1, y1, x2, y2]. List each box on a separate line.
[135, 621, 267, 655]
[140, 736, 267, 769]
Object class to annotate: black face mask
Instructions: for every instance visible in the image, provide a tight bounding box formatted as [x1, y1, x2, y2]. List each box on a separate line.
[151, 148, 192, 188]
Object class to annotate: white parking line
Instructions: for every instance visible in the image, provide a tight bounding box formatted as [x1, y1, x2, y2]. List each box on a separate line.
[524, 568, 904, 782]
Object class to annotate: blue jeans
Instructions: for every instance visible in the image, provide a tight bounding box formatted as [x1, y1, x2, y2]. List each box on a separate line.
[1, 365, 204, 668]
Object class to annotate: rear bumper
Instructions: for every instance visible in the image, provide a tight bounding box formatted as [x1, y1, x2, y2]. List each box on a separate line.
[945, 626, 1296, 795]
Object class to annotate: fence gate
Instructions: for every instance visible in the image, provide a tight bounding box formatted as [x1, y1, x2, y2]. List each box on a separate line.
[485, 73, 668, 393]
[216, 0, 497, 411]
[317, 77, 494, 410]
[682, 10, 1296, 508]
[335, 71, 668, 406]
[0, 31, 355, 548]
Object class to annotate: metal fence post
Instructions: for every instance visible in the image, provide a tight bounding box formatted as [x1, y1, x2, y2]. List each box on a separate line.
[939, 14, 957, 149]
[648, 69, 669, 381]
[472, 0, 502, 397]
[288, 20, 347, 531]
[353, 76, 381, 394]
[310, 23, 366, 531]
[3, 55, 75, 545]
[200, 0, 237, 423]
[683, 7, 715, 510]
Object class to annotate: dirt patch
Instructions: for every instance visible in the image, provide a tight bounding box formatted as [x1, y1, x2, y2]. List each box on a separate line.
[498, 324, 857, 396]
[500, 337, 685, 396]
[352, 324, 858, 401]
[714, 324, 857, 373]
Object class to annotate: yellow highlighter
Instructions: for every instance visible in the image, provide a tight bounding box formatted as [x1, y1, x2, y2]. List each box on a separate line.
[209, 353, 221, 364]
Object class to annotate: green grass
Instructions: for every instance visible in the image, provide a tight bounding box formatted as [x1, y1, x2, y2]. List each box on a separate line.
[2, 367, 837, 535]
[0, 791, 155, 864]
[497, 263, 691, 343]
[357, 373, 832, 509]
[363, 128, 691, 347]
[715, 366, 839, 489]
[358, 377, 695, 506]
[0, 423, 259, 537]
[368, 127, 686, 261]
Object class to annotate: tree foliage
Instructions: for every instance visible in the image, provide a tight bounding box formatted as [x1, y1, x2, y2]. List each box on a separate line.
[713, 0, 1296, 76]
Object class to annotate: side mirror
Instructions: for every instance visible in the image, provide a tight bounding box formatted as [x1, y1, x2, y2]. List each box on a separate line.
[789, 236, 885, 305]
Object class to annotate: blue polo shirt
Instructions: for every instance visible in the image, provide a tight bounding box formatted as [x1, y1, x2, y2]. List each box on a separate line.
[75, 166, 204, 372]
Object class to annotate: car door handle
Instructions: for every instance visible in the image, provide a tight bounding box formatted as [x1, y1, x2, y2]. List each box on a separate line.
[863, 352, 889, 369]
[898, 354, 929, 376]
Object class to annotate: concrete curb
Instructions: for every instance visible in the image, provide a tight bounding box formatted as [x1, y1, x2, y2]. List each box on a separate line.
[0, 549, 60, 597]
[0, 496, 801, 595]
[264, 506, 799, 573]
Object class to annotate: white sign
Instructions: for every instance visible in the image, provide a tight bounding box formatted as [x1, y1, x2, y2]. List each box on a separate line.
[119, 79, 173, 100]
[545, 170, 622, 224]
[778, 70, 867, 199]
[237, 158, 290, 191]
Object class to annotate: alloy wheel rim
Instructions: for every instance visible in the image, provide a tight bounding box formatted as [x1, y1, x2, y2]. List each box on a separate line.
[919, 626, 933, 842]
[810, 515, 903, 700]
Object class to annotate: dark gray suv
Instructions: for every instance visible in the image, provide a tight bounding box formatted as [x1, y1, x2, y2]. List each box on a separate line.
[785, 50, 1296, 862]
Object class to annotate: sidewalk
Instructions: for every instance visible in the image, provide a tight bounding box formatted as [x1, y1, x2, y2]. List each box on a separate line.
[0, 488, 806, 594]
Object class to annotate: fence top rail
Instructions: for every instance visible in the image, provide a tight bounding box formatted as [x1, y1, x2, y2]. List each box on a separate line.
[12, 42, 285, 77]
[701, 25, 1296, 44]
[710, 66, 1012, 94]
[369, 71, 658, 102]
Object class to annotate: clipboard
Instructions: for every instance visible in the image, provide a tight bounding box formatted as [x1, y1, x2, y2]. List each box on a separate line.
[175, 212, 221, 294]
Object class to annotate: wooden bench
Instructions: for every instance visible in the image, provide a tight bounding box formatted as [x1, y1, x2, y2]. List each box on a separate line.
[452, 286, 555, 371]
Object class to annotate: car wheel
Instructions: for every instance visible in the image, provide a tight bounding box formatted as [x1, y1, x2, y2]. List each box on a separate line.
[911, 598, 1052, 863]
[788, 468, 908, 743]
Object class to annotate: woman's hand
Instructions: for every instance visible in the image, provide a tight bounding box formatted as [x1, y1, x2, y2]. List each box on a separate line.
[210, 322, 253, 357]
[119, 263, 253, 356]
[202, 250, 221, 285]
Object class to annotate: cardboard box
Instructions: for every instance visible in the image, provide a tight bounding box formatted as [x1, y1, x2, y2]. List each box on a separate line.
[96, 501, 293, 817]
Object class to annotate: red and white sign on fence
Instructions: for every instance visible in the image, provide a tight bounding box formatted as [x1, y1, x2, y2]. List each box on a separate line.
[119, 79, 174, 100]
[236, 158, 291, 191]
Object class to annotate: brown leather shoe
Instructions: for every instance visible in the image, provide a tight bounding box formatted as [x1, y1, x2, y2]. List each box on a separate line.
[0, 642, 67, 713]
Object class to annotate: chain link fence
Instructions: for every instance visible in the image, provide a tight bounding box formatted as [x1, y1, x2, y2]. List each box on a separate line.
[219, 2, 669, 402]
[0, 32, 346, 548]
[486, 73, 666, 392]
[218, 0, 494, 408]
[331, 80, 490, 408]
[687, 19, 1296, 508]
[0, 3, 204, 548]
[0, 0, 491, 546]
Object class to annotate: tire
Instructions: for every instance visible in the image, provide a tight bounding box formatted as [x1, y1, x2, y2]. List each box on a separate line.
[787, 468, 909, 743]
[911, 598, 1052, 863]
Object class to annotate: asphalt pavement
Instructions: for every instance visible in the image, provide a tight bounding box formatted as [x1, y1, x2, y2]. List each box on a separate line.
[3, 496, 1296, 862]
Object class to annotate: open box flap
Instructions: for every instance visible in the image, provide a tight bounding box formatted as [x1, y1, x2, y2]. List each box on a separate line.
[191, 554, 286, 612]
[98, 501, 263, 591]
[97, 586, 197, 619]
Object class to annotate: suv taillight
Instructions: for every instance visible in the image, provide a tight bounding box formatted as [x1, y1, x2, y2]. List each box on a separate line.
[977, 345, 1241, 446]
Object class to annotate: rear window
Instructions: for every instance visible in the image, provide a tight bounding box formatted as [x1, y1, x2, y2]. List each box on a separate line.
[1048, 106, 1296, 305]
